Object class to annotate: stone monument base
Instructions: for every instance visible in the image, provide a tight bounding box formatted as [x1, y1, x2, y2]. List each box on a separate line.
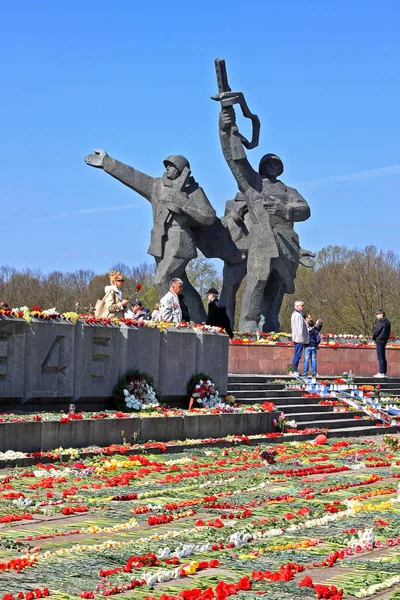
[228, 344, 400, 377]
[0, 319, 229, 407]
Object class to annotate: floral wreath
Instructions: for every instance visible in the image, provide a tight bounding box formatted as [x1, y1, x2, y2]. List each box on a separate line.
[113, 370, 159, 412]
[187, 373, 226, 409]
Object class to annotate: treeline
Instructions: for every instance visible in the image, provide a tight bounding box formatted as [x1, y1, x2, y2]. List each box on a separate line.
[1, 245, 399, 334]
[279, 245, 400, 335]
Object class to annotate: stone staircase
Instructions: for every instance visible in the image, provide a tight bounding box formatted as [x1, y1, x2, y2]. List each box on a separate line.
[228, 374, 400, 438]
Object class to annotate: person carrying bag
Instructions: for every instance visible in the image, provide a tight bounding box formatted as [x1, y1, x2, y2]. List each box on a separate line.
[95, 270, 129, 319]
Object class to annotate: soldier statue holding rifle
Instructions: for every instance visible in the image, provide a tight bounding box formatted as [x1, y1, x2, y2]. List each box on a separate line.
[212, 58, 313, 332]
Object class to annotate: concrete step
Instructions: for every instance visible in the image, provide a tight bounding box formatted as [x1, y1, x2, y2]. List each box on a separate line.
[295, 417, 378, 430]
[228, 374, 400, 386]
[354, 377, 400, 384]
[229, 389, 301, 399]
[324, 424, 400, 437]
[228, 375, 294, 384]
[281, 410, 366, 423]
[237, 396, 307, 405]
[228, 382, 286, 391]
[237, 396, 333, 406]
[274, 403, 349, 414]
[252, 424, 400, 442]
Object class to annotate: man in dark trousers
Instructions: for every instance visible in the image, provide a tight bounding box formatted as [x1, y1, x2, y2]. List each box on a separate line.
[178, 293, 191, 323]
[372, 309, 391, 378]
[206, 288, 234, 338]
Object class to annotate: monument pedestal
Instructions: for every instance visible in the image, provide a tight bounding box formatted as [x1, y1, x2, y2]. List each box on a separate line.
[228, 343, 400, 377]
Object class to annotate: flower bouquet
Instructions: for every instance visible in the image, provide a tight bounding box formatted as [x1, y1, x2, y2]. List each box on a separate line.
[113, 370, 159, 412]
[187, 373, 226, 409]
[273, 412, 297, 432]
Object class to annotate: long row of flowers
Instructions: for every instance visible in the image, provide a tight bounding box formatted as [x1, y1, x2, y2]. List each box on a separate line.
[2, 305, 399, 347]
[0, 436, 399, 599]
[232, 330, 400, 347]
[0, 401, 276, 424]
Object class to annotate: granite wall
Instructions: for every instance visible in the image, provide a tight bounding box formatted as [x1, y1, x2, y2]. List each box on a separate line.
[0, 319, 229, 405]
[228, 344, 400, 377]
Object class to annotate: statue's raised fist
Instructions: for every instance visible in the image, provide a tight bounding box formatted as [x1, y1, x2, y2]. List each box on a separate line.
[220, 108, 236, 130]
[85, 149, 108, 169]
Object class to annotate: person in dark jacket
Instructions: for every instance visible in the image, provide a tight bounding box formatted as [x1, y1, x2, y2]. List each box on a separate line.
[372, 309, 391, 378]
[178, 293, 191, 323]
[303, 316, 323, 377]
[206, 288, 234, 338]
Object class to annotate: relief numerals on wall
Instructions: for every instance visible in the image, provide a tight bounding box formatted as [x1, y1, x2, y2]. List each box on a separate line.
[0, 332, 10, 380]
[91, 337, 110, 381]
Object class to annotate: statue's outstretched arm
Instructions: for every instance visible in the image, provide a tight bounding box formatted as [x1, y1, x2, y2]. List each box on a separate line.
[219, 108, 261, 195]
[85, 150, 155, 201]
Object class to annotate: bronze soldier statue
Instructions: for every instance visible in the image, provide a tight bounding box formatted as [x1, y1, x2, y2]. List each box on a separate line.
[212, 59, 313, 332]
[85, 150, 216, 323]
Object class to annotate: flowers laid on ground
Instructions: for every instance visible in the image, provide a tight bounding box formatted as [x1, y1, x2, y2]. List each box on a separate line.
[223, 394, 236, 405]
[0, 400, 278, 427]
[384, 434, 400, 451]
[113, 371, 159, 412]
[0, 436, 399, 599]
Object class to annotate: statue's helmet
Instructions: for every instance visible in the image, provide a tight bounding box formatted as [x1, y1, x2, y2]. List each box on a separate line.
[259, 153, 284, 177]
[163, 155, 190, 173]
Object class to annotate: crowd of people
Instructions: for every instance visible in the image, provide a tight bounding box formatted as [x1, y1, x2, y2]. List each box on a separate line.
[95, 270, 234, 337]
[290, 300, 391, 378]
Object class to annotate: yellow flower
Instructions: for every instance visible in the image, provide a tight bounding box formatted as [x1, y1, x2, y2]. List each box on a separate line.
[184, 561, 199, 575]
[63, 312, 80, 323]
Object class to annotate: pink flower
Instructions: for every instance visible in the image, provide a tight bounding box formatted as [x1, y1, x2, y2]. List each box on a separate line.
[354, 545, 363, 553]
[387, 539, 395, 546]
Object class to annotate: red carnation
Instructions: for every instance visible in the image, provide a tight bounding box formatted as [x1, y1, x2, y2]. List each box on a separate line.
[299, 576, 314, 587]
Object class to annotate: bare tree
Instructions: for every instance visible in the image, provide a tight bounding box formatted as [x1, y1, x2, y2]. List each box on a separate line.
[186, 253, 222, 300]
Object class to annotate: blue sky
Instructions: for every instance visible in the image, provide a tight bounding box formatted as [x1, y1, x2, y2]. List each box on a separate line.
[1, 1, 399, 274]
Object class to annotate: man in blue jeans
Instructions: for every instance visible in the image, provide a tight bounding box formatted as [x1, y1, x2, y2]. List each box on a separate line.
[372, 309, 391, 378]
[290, 301, 309, 377]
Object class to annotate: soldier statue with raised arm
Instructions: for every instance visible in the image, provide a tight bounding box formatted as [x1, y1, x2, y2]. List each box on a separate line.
[212, 58, 313, 332]
[84, 150, 216, 324]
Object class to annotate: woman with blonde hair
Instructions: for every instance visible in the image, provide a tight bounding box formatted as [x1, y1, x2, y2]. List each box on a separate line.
[95, 270, 129, 318]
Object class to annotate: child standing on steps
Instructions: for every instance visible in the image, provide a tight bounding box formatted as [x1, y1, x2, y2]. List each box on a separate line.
[303, 316, 323, 377]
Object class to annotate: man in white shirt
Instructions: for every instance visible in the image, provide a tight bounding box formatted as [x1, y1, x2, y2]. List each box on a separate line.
[290, 300, 309, 376]
[159, 278, 183, 323]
